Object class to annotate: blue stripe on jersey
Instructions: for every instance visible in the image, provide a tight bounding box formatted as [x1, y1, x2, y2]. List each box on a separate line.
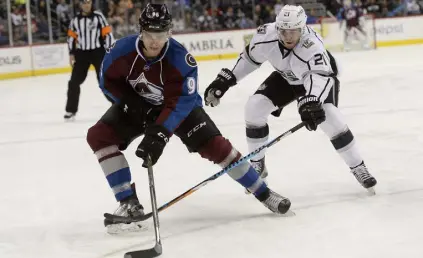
[100, 35, 138, 102]
[106, 167, 131, 188]
[161, 39, 203, 132]
[162, 69, 203, 132]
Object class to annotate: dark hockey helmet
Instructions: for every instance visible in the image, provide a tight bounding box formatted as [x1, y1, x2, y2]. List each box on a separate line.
[139, 3, 172, 33]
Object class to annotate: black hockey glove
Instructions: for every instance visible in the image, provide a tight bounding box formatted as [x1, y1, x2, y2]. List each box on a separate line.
[298, 96, 326, 131]
[116, 94, 160, 151]
[135, 124, 171, 167]
[204, 68, 237, 107]
[119, 93, 148, 124]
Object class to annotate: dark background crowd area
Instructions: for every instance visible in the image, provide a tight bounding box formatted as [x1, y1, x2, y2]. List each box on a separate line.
[1, 0, 423, 46]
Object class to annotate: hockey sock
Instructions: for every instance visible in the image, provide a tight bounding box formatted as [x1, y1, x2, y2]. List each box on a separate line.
[227, 161, 268, 197]
[95, 145, 134, 201]
[330, 128, 363, 168]
[246, 124, 269, 162]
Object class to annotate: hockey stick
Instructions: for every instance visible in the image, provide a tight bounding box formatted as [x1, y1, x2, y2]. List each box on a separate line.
[124, 157, 162, 258]
[105, 122, 305, 224]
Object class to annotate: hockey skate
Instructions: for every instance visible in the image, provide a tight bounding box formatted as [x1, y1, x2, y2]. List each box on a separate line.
[259, 189, 292, 215]
[64, 112, 76, 121]
[104, 192, 146, 234]
[351, 162, 377, 194]
[245, 157, 268, 194]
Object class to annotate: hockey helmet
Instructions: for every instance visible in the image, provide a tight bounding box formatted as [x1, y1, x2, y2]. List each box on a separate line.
[275, 5, 307, 32]
[139, 3, 172, 33]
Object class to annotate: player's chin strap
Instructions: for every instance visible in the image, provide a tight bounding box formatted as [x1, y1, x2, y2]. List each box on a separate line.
[104, 122, 306, 224]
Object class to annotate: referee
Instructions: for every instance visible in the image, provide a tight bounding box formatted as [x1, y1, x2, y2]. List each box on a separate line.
[65, 0, 115, 120]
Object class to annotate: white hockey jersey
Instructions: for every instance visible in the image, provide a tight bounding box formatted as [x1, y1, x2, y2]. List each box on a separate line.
[232, 23, 337, 102]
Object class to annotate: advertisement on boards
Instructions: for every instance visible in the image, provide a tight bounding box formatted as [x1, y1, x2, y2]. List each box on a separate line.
[0, 47, 31, 74]
[174, 32, 237, 56]
[174, 29, 255, 56]
[375, 16, 423, 42]
[32, 44, 68, 69]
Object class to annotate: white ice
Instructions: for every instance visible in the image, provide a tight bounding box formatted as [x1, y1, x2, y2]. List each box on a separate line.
[1, 45, 423, 258]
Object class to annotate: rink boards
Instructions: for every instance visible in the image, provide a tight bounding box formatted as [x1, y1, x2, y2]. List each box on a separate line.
[1, 15, 423, 80]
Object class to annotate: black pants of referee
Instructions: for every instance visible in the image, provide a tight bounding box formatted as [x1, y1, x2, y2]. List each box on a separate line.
[65, 48, 114, 114]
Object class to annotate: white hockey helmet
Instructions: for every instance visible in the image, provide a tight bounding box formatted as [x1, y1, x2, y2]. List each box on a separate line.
[275, 5, 307, 32]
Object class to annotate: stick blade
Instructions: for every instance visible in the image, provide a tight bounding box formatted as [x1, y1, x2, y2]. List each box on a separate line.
[124, 244, 162, 258]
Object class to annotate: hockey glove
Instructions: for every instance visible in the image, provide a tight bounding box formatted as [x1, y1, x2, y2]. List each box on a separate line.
[298, 96, 326, 131]
[135, 124, 171, 167]
[204, 68, 237, 107]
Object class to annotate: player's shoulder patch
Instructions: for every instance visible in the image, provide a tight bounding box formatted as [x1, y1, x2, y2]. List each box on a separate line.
[295, 35, 325, 61]
[302, 38, 315, 49]
[257, 25, 268, 34]
[185, 53, 197, 67]
[167, 38, 198, 76]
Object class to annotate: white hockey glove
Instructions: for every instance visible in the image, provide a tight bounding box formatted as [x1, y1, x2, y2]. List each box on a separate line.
[204, 68, 237, 107]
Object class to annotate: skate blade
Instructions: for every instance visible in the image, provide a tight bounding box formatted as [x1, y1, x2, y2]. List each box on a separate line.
[64, 117, 75, 122]
[366, 187, 376, 195]
[107, 221, 148, 235]
[282, 210, 296, 217]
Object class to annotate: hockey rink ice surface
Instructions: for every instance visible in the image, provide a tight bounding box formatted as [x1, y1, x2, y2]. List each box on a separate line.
[1, 45, 423, 258]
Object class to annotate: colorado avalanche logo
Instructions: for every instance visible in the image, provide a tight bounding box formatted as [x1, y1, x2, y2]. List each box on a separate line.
[128, 72, 164, 105]
[185, 53, 197, 67]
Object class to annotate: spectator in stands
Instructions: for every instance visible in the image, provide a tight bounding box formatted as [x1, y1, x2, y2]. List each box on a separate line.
[264, 4, 276, 21]
[34, 14, 50, 41]
[236, 9, 255, 29]
[11, 5, 25, 44]
[324, 0, 343, 16]
[223, 6, 238, 29]
[72, 0, 80, 15]
[241, 0, 255, 21]
[197, 9, 215, 31]
[38, 0, 48, 17]
[128, 7, 142, 34]
[15, 0, 26, 10]
[107, 0, 125, 37]
[106, 0, 117, 20]
[364, 0, 384, 17]
[405, 0, 421, 14]
[0, 21, 9, 46]
[274, 0, 284, 17]
[182, 10, 197, 32]
[192, 0, 205, 18]
[57, 0, 71, 36]
[11, 6, 23, 26]
[254, 4, 267, 26]
[306, 8, 320, 24]
[17, 0, 418, 39]
[387, 0, 407, 16]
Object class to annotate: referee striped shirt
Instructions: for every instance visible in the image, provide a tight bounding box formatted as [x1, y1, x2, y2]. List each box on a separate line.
[67, 10, 115, 54]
